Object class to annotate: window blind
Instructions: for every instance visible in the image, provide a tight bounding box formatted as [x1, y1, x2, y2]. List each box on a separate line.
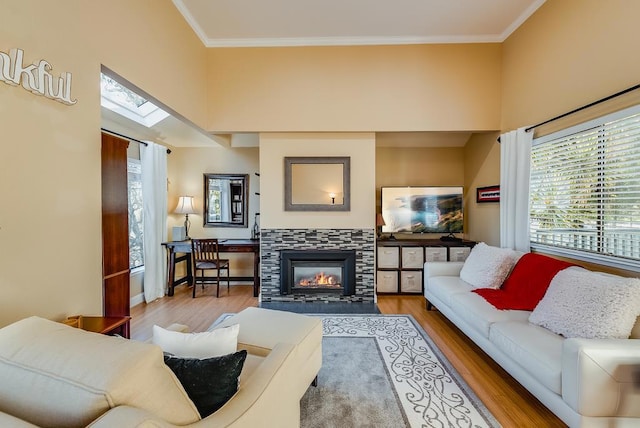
[530, 105, 640, 270]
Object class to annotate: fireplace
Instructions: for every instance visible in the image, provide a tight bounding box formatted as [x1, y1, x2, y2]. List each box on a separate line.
[261, 228, 375, 304]
[280, 250, 356, 296]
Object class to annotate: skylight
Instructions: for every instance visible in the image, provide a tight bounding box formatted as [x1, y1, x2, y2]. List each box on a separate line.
[100, 73, 169, 128]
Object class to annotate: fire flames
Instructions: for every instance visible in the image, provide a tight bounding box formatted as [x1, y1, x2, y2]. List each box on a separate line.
[298, 272, 340, 287]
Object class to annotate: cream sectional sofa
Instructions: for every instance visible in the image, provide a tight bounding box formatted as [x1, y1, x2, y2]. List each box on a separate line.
[0, 307, 322, 428]
[424, 260, 640, 428]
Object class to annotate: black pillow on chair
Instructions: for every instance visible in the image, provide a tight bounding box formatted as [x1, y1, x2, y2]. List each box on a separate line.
[164, 350, 247, 418]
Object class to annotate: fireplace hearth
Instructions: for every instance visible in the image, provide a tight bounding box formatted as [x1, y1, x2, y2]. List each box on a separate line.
[280, 250, 356, 296]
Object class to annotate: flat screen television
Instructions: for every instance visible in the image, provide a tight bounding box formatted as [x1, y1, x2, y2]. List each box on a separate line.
[381, 186, 463, 234]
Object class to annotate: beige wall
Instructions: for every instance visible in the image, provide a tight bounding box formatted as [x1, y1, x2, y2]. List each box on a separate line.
[207, 44, 502, 132]
[375, 146, 466, 239]
[260, 133, 376, 229]
[463, 133, 501, 245]
[96, 4, 209, 128]
[168, 147, 260, 276]
[501, 0, 640, 132]
[0, 0, 207, 326]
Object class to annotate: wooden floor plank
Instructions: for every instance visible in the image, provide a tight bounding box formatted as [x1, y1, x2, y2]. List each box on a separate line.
[131, 286, 566, 427]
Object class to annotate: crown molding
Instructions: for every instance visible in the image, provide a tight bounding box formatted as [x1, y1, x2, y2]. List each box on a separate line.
[500, 0, 546, 41]
[204, 34, 505, 48]
[172, 0, 210, 46]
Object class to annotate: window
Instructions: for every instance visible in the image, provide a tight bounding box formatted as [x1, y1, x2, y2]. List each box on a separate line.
[100, 72, 169, 128]
[128, 159, 144, 269]
[529, 105, 640, 271]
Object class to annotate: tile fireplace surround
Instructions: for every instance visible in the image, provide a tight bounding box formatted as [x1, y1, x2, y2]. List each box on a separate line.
[260, 229, 375, 304]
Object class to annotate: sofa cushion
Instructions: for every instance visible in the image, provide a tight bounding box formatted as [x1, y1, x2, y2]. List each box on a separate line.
[459, 242, 518, 289]
[0, 317, 200, 427]
[426, 275, 473, 308]
[489, 321, 563, 394]
[473, 253, 574, 311]
[164, 350, 247, 418]
[529, 267, 640, 339]
[152, 323, 239, 358]
[449, 292, 531, 338]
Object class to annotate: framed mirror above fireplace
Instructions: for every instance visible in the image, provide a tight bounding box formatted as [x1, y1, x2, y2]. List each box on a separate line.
[284, 156, 350, 211]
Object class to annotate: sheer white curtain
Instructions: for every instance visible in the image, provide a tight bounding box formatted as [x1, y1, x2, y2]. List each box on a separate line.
[141, 142, 168, 303]
[500, 127, 533, 252]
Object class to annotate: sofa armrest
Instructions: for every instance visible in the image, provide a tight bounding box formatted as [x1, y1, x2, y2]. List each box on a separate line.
[424, 261, 465, 278]
[562, 338, 640, 417]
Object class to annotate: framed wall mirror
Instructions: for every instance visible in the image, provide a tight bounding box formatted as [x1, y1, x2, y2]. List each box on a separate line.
[203, 173, 249, 227]
[284, 156, 350, 211]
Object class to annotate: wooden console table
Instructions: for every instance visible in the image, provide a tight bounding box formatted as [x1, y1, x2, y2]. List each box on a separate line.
[162, 239, 260, 297]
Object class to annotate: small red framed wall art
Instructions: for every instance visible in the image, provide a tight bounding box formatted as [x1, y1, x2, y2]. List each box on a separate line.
[476, 185, 500, 203]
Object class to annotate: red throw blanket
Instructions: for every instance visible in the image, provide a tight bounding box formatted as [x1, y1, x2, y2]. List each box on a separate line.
[472, 253, 575, 311]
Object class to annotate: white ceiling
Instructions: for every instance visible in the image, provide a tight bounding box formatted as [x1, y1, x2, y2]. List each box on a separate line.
[173, 0, 545, 48]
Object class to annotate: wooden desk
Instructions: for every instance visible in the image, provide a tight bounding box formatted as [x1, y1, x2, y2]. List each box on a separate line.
[162, 239, 260, 297]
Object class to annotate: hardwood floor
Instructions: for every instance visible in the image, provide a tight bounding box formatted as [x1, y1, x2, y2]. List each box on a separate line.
[131, 285, 566, 427]
[131, 283, 258, 341]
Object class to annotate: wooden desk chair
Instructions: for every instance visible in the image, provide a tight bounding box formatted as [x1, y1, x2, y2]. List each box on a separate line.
[190, 238, 230, 298]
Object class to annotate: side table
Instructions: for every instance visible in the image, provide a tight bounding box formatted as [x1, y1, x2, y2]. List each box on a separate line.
[64, 315, 131, 338]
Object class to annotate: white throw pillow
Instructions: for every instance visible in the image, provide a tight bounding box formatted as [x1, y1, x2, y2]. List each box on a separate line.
[529, 267, 640, 339]
[459, 242, 517, 289]
[152, 323, 239, 359]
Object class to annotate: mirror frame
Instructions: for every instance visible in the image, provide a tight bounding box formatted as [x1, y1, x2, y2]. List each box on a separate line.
[203, 173, 249, 228]
[284, 156, 351, 211]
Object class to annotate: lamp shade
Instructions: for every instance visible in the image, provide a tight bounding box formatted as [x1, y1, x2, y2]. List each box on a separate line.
[174, 196, 197, 214]
[376, 213, 386, 227]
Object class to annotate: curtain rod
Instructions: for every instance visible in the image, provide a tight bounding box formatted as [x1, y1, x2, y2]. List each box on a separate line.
[498, 83, 640, 142]
[100, 128, 171, 154]
[524, 83, 640, 133]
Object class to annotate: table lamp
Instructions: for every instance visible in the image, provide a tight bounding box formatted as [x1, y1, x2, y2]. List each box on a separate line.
[376, 213, 386, 238]
[174, 196, 197, 240]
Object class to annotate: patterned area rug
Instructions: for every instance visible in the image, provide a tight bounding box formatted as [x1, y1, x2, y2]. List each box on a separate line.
[301, 315, 500, 428]
[211, 314, 499, 427]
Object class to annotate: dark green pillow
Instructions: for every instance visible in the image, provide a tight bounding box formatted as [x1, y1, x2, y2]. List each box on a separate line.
[164, 350, 247, 418]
